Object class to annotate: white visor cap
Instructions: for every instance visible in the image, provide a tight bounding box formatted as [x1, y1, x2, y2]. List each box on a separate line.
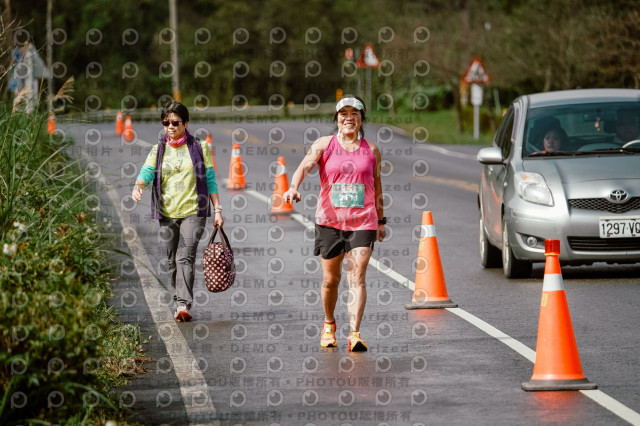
[336, 97, 364, 112]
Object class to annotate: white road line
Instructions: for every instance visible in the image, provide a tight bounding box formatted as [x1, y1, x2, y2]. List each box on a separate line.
[446, 308, 536, 363]
[111, 139, 639, 425]
[245, 188, 270, 204]
[85, 149, 220, 426]
[241, 183, 640, 426]
[415, 143, 478, 160]
[135, 138, 152, 148]
[580, 390, 640, 426]
[446, 308, 640, 425]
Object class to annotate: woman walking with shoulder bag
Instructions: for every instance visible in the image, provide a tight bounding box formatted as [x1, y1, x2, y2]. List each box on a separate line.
[131, 101, 223, 322]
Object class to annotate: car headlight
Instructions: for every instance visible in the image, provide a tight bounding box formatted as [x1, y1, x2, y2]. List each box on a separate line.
[515, 172, 554, 206]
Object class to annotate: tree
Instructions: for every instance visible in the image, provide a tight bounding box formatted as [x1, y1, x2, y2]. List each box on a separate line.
[5, 0, 639, 113]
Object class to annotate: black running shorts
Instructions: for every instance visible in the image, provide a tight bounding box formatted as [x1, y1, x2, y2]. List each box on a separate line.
[314, 224, 377, 259]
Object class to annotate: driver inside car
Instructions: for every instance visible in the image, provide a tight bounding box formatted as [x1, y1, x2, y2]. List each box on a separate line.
[613, 109, 640, 145]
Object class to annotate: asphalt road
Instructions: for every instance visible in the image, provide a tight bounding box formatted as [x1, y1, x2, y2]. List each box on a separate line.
[63, 116, 640, 426]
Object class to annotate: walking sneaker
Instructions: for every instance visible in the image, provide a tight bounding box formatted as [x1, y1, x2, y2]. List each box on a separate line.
[347, 331, 368, 352]
[174, 306, 192, 322]
[320, 321, 337, 348]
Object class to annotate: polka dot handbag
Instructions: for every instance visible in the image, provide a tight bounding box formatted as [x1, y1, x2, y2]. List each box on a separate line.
[203, 226, 236, 292]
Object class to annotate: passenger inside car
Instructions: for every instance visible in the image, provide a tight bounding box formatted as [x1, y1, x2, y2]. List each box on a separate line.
[525, 116, 561, 155]
[541, 126, 568, 152]
[527, 118, 568, 155]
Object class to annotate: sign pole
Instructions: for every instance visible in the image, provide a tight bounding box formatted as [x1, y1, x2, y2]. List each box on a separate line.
[462, 57, 492, 141]
[471, 84, 482, 140]
[366, 67, 371, 114]
[356, 43, 380, 114]
[46, 0, 53, 113]
[473, 104, 480, 140]
[169, 0, 181, 102]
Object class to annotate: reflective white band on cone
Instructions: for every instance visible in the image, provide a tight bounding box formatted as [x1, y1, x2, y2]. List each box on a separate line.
[420, 224, 436, 238]
[542, 273, 564, 292]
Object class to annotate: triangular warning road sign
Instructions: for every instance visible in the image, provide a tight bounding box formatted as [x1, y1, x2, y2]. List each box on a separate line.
[462, 56, 491, 84]
[356, 44, 380, 68]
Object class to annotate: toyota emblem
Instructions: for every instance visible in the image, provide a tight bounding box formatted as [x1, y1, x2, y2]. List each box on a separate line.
[608, 189, 628, 204]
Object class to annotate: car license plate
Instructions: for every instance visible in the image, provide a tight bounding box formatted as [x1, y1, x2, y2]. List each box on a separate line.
[599, 217, 640, 238]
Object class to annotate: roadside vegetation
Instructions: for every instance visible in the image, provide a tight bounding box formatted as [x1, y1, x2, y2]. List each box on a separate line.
[0, 100, 147, 424]
[1, 1, 637, 422]
[7, 0, 638, 135]
[370, 105, 497, 146]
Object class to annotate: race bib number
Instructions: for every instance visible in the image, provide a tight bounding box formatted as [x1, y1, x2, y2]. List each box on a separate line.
[331, 183, 365, 208]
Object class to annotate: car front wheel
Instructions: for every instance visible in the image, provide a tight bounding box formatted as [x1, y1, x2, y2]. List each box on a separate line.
[479, 218, 501, 268]
[502, 219, 532, 278]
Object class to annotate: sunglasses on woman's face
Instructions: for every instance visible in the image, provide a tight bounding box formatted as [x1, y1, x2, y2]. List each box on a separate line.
[162, 120, 182, 127]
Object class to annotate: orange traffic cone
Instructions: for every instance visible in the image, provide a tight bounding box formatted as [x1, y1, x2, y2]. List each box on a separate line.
[227, 142, 246, 189]
[405, 211, 457, 309]
[115, 111, 124, 136]
[271, 156, 294, 213]
[206, 133, 217, 172]
[123, 115, 135, 142]
[522, 240, 596, 391]
[47, 112, 55, 135]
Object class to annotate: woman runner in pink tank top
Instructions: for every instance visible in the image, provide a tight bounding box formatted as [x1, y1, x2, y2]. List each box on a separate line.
[284, 96, 387, 352]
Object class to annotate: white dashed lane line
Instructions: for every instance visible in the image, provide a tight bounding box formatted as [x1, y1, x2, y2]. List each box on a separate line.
[243, 186, 640, 426]
[101, 133, 639, 425]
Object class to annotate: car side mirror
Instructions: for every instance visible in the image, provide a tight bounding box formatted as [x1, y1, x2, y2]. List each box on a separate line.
[477, 147, 504, 164]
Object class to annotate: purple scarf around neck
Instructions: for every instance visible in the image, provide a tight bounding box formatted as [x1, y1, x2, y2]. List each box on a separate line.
[151, 131, 210, 219]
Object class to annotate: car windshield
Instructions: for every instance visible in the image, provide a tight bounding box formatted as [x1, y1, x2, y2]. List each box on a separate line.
[523, 102, 640, 157]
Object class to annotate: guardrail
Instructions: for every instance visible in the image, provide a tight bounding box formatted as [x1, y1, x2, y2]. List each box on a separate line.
[69, 103, 336, 123]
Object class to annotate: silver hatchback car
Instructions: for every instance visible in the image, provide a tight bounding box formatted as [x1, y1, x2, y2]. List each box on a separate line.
[477, 89, 640, 278]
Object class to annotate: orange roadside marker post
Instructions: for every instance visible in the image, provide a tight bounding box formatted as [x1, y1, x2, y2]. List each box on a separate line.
[115, 111, 124, 136]
[522, 239, 596, 391]
[227, 142, 246, 189]
[123, 115, 135, 142]
[206, 133, 217, 172]
[405, 211, 457, 309]
[271, 156, 293, 214]
[47, 112, 55, 135]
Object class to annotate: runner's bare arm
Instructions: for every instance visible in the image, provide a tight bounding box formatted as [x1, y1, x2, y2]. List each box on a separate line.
[284, 136, 331, 202]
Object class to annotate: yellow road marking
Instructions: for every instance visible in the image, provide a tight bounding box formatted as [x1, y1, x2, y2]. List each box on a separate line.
[215, 127, 479, 194]
[415, 175, 479, 193]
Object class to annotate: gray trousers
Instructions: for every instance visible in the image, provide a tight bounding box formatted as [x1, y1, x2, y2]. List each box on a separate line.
[159, 215, 206, 309]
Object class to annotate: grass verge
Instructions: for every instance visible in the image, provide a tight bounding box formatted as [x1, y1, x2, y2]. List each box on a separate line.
[369, 107, 497, 145]
[0, 106, 147, 425]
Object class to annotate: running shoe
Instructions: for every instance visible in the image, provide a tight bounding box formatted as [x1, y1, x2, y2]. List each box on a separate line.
[174, 306, 192, 322]
[320, 321, 337, 348]
[347, 331, 368, 352]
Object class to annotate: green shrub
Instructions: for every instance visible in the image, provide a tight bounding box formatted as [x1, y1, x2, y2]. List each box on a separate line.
[0, 106, 145, 424]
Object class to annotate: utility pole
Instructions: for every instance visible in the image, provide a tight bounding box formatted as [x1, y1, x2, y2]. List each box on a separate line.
[46, 0, 53, 112]
[4, 0, 12, 49]
[169, 0, 181, 102]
